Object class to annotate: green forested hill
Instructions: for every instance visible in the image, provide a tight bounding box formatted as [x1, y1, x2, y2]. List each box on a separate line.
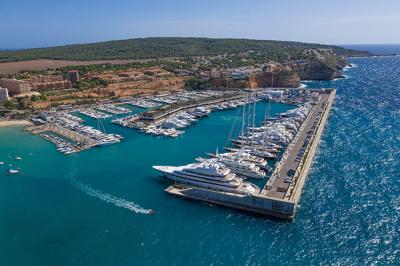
[0, 37, 369, 62]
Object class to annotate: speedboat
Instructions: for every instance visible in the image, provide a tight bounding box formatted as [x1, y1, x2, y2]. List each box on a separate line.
[7, 169, 19, 175]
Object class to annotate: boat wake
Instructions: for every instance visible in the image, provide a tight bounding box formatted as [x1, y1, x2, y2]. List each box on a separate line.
[65, 170, 153, 215]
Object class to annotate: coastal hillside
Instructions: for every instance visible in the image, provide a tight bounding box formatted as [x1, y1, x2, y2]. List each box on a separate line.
[0, 37, 369, 62]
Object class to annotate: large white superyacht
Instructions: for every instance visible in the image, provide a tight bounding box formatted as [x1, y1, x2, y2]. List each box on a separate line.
[153, 161, 259, 195]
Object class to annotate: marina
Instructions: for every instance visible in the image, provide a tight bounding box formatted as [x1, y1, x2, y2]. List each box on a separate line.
[2, 56, 399, 264]
[127, 92, 261, 137]
[27, 111, 122, 154]
[79, 108, 112, 119]
[1, 3, 399, 262]
[27, 90, 262, 148]
[155, 88, 336, 220]
[24, 86, 334, 218]
[40, 133, 79, 154]
[25, 88, 316, 159]
[95, 104, 132, 115]
[128, 98, 162, 108]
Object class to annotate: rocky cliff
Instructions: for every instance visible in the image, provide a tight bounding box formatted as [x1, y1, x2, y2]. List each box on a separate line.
[191, 50, 352, 90]
[249, 70, 300, 88]
[296, 62, 342, 80]
[295, 49, 348, 80]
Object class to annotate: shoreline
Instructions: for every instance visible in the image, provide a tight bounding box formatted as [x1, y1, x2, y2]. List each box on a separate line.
[0, 119, 33, 128]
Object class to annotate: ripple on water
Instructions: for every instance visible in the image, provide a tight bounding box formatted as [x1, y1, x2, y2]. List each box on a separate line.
[293, 56, 400, 264]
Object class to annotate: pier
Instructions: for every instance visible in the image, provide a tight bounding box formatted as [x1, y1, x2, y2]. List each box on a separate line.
[27, 124, 99, 150]
[165, 88, 336, 220]
[137, 93, 243, 123]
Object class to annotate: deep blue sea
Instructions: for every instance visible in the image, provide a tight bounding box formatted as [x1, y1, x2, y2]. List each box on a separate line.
[342, 44, 400, 55]
[1, 56, 400, 265]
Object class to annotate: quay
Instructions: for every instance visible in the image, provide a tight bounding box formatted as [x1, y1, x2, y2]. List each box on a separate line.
[165, 88, 336, 220]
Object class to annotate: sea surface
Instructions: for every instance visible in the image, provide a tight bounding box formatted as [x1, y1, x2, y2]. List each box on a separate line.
[1, 56, 400, 265]
[342, 44, 400, 56]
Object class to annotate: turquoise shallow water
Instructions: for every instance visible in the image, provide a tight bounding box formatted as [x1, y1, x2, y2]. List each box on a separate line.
[1, 56, 400, 265]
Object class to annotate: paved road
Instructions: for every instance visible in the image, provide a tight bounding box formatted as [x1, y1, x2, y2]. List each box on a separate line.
[262, 92, 330, 199]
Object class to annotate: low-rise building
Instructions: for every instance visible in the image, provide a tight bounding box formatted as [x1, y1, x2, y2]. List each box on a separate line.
[68, 70, 80, 83]
[31, 80, 71, 91]
[0, 78, 31, 96]
[27, 75, 71, 91]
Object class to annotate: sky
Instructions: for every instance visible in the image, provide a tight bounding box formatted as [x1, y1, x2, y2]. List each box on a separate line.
[1, 0, 400, 49]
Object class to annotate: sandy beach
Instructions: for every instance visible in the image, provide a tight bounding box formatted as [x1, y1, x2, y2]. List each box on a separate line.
[0, 120, 33, 127]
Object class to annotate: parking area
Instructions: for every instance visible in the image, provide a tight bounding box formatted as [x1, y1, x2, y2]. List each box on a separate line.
[262, 92, 330, 199]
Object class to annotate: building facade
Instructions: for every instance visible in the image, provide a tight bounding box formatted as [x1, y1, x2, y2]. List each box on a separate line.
[68, 70, 80, 83]
[0, 78, 31, 96]
[28, 75, 71, 91]
[30, 80, 71, 91]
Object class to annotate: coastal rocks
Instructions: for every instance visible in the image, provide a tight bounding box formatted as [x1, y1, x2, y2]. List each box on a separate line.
[199, 54, 352, 91]
[296, 62, 342, 81]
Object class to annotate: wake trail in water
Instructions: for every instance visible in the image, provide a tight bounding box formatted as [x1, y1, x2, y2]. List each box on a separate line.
[65, 169, 153, 215]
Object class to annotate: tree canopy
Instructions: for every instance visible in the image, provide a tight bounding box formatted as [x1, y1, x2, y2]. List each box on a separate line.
[0, 37, 368, 63]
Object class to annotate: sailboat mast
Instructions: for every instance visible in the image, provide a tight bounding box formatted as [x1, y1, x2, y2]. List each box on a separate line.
[246, 93, 252, 136]
[251, 91, 257, 148]
[263, 73, 274, 152]
[97, 118, 106, 133]
[240, 93, 246, 154]
[252, 92, 256, 128]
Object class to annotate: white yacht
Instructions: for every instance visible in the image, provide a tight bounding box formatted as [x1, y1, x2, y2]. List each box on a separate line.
[208, 151, 268, 169]
[153, 161, 259, 195]
[234, 152, 267, 168]
[215, 156, 265, 179]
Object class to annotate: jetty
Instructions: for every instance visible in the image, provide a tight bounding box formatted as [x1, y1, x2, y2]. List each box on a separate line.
[115, 90, 253, 137]
[137, 92, 243, 123]
[27, 124, 98, 150]
[165, 88, 336, 220]
[26, 111, 122, 154]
